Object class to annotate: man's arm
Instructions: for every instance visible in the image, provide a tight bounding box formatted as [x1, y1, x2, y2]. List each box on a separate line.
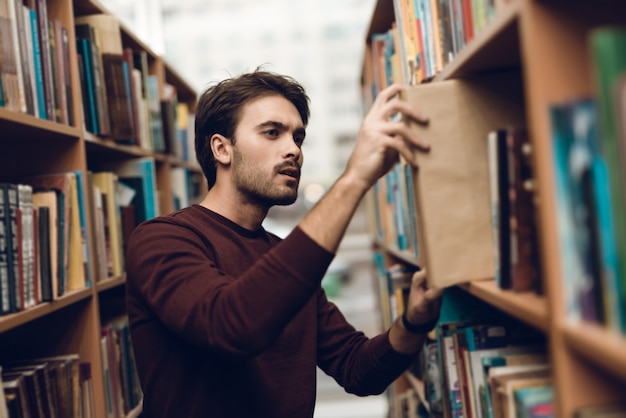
[299, 83, 429, 253]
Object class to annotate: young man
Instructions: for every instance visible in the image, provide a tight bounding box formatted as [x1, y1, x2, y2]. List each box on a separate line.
[125, 70, 443, 417]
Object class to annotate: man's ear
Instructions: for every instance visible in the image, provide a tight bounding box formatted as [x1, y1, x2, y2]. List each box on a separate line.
[210, 134, 232, 165]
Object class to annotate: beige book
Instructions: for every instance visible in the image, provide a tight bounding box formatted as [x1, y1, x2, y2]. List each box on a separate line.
[401, 71, 526, 288]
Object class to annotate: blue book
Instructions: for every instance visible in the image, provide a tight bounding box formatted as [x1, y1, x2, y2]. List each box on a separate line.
[76, 38, 99, 134]
[27, 8, 46, 119]
[550, 101, 604, 324]
[73, 170, 92, 287]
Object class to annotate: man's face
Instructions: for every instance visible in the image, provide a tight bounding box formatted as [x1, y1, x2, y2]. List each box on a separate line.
[230, 94, 306, 207]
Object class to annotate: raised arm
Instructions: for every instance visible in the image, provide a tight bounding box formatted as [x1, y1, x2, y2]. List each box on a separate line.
[299, 83, 430, 253]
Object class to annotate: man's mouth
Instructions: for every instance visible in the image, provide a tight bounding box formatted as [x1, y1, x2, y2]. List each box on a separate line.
[277, 164, 300, 179]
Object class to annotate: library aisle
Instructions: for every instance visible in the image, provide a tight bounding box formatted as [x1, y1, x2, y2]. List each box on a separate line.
[314, 255, 389, 418]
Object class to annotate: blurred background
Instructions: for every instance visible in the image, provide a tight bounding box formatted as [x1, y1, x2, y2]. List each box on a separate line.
[96, 0, 388, 416]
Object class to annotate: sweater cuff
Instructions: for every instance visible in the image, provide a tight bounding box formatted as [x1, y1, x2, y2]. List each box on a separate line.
[372, 331, 419, 368]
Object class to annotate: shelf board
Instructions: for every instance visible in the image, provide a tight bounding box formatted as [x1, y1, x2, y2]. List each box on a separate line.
[0, 288, 93, 333]
[0, 108, 81, 141]
[96, 276, 126, 292]
[436, 1, 522, 81]
[85, 133, 153, 159]
[458, 279, 549, 332]
[563, 322, 626, 382]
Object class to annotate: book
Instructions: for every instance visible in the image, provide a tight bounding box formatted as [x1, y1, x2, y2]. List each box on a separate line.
[114, 157, 159, 222]
[549, 101, 607, 325]
[35, 205, 52, 302]
[589, 27, 626, 328]
[487, 129, 511, 289]
[101, 53, 135, 143]
[90, 172, 124, 278]
[32, 190, 58, 300]
[75, 22, 110, 136]
[0, 187, 11, 314]
[17, 183, 34, 309]
[400, 71, 525, 288]
[33, 0, 55, 121]
[506, 128, 541, 293]
[0, 183, 20, 312]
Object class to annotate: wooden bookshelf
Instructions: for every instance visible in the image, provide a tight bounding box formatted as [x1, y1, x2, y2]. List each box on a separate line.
[458, 279, 549, 332]
[363, 0, 626, 417]
[0, 0, 201, 416]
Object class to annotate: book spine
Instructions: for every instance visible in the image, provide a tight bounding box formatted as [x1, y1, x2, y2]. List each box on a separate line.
[28, 7, 46, 120]
[0, 188, 11, 314]
[3, 184, 20, 312]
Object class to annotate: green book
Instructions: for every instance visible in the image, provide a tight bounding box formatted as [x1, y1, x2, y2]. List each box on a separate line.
[589, 27, 626, 324]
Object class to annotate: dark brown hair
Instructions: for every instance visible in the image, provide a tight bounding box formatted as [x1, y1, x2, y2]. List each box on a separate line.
[195, 69, 310, 189]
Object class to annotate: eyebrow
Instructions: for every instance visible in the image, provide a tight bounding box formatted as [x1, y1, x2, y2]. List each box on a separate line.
[257, 121, 306, 138]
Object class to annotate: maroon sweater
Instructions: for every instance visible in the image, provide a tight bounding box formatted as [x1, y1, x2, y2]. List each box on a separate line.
[125, 205, 415, 417]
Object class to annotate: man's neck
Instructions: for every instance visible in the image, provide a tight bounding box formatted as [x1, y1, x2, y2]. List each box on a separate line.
[200, 186, 268, 231]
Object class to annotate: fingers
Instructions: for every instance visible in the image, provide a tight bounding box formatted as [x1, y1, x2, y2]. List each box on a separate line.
[412, 269, 427, 288]
[424, 287, 444, 301]
[382, 98, 429, 126]
[373, 83, 404, 108]
[412, 269, 443, 301]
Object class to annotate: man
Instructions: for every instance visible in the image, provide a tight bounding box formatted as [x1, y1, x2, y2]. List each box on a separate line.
[125, 70, 443, 417]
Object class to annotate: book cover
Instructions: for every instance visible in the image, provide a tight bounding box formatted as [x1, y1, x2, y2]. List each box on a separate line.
[101, 53, 135, 143]
[401, 72, 525, 288]
[506, 128, 541, 293]
[34, 0, 55, 120]
[487, 129, 511, 289]
[76, 37, 99, 134]
[549, 101, 605, 324]
[91, 172, 124, 278]
[32, 190, 58, 300]
[589, 27, 626, 326]
[0, 183, 20, 312]
[114, 157, 159, 222]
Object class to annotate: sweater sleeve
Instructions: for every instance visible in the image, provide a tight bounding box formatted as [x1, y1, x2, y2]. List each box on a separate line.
[315, 291, 417, 396]
[126, 218, 334, 357]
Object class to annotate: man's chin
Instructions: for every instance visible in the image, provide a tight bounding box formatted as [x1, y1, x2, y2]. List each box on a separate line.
[273, 195, 298, 206]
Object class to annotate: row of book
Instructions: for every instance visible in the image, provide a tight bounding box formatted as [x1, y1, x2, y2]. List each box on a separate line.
[100, 318, 142, 418]
[560, 27, 626, 336]
[0, 172, 91, 316]
[0, 156, 206, 316]
[0, 354, 94, 418]
[374, 261, 626, 418]
[0, 319, 141, 418]
[374, 0, 508, 93]
[74, 14, 196, 163]
[0, 0, 73, 124]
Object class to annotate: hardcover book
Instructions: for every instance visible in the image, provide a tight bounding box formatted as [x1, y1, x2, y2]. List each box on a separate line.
[401, 71, 525, 288]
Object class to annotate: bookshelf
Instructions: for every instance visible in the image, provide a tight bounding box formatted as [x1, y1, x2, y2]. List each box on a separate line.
[0, 0, 204, 415]
[363, 0, 626, 417]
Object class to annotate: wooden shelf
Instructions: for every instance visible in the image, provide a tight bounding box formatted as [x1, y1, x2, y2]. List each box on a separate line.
[458, 279, 549, 332]
[0, 288, 93, 333]
[436, 1, 522, 81]
[96, 276, 126, 292]
[563, 322, 626, 382]
[0, 108, 81, 141]
[85, 132, 153, 159]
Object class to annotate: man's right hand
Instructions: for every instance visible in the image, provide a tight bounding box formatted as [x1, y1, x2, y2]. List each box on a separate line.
[342, 83, 430, 193]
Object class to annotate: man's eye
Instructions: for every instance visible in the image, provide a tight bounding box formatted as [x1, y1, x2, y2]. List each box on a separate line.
[294, 137, 305, 147]
[264, 129, 279, 137]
